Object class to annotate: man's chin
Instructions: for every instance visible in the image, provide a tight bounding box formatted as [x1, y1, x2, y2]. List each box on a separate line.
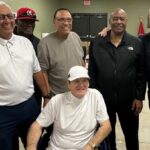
[114, 30, 125, 35]
[63, 31, 70, 36]
[22, 32, 33, 37]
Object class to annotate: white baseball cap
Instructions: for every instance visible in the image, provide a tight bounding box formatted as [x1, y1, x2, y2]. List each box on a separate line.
[68, 66, 90, 81]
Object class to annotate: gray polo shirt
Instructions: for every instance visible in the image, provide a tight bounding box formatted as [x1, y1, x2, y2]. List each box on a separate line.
[38, 32, 83, 94]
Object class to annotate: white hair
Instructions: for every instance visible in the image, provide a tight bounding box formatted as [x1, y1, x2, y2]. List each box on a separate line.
[0, 1, 12, 11]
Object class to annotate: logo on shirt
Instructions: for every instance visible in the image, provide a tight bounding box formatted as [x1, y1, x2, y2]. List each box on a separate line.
[127, 46, 134, 51]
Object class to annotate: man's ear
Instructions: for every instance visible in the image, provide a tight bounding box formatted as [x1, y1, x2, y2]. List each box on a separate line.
[67, 80, 71, 90]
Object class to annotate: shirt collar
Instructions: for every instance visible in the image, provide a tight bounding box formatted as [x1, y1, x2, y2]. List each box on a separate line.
[0, 33, 15, 46]
[104, 30, 127, 46]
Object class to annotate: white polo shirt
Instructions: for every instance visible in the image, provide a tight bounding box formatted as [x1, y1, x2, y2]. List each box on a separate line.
[0, 34, 41, 106]
[37, 88, 109, 150]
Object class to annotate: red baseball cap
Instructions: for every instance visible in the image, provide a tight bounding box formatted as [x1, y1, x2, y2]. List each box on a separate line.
[16, 7, 39, 21]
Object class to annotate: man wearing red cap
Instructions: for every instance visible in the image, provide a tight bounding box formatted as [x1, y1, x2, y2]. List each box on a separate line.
[15, 7, 39, 40]
[14, 7, 41, 109]
[14, 8, 42, 109]
[14, 7, 43, 150]
[15, 7, 42, 105]
[15, 7, 39, 49]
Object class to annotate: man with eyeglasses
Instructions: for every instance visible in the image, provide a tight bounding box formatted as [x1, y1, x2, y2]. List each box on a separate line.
[0, 2, 49, 150]
[88, 8, 146, 150]
[38, 8, 84, 104]
[37, 8, 84, 149]
[0, 13, 15, 20]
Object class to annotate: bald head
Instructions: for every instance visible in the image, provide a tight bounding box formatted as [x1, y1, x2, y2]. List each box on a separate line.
[109, 8, 127, 36]
[110, 8, 127, 20]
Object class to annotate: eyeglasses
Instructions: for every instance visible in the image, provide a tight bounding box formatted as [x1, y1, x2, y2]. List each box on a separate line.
[0, 13, 15, 21]
[56, 17, 72, 23]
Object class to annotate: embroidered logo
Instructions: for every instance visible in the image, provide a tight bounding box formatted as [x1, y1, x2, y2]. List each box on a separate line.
[27, 10, 33, 16]
[127, 46, 134, 51]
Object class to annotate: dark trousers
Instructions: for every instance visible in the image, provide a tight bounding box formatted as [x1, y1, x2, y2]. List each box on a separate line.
[98, 140, 110, 150]
[34, 80, 42, 110]
[0, 95, 39, 150]
[107, 106, 139, 150]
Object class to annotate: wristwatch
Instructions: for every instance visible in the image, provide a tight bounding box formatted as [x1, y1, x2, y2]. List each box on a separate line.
[43, 93, 51, 99]
[43, 92, 55, 99]
[88, 141, 96, 150]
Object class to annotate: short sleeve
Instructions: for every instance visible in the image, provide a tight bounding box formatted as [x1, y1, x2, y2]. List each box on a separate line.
[36, 97, 56, 127]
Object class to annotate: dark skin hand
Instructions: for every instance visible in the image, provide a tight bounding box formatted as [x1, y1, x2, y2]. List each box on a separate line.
[132, 99, 143, 116]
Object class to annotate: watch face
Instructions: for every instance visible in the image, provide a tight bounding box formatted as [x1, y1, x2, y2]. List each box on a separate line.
[88, 142, 97, 149]
[94, 147, 98, 150]
[43, 92, 55, 99]
[92, 143, 96, 149]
